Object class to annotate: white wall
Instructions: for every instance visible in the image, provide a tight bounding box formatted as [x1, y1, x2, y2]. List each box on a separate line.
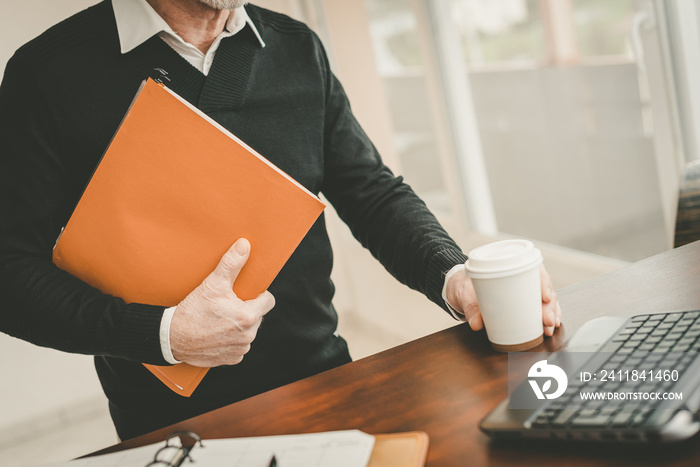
[0, 1, 99, 75]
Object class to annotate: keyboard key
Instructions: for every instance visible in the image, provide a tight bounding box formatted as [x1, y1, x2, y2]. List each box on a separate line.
[585, 400, 605, 409]
[552, 409, 578, 426]
[664, 313, 683, 322]
[681, 354, 695, 365]
[600, 342, 622, 353]
[631, 411, 651, 427]
[631, 316, 649, 323]
[622, 401, 642, 411]
[647, 314, 665, 321]
[531, 418, 550, 428]
[571, 414, 611, 427]
[611, 410, 635, 427]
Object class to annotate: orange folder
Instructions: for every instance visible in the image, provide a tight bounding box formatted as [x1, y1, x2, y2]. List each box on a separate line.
[53, 79, 326, 397]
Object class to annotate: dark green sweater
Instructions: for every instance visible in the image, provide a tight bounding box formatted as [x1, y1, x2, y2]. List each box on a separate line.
[0, 1, 467, 437]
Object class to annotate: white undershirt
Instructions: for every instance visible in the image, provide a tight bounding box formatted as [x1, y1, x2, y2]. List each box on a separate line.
[112, 0, 265, 75]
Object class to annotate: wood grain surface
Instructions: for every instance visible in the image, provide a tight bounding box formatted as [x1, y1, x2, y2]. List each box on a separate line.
[93, 241, 700, 466]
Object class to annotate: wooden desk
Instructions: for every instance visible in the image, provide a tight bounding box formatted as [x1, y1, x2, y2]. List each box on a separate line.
[98, 241, 700, 466]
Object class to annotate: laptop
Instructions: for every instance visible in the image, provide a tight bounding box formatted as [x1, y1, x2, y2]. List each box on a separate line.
[480, 310, 700, 442]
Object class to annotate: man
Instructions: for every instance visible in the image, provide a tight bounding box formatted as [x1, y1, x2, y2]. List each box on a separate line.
[0, 0, 561, 440]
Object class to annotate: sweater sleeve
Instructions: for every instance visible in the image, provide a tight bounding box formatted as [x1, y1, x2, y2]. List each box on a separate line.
[0, 54, 168, 365]
[317, 48, 468, 312]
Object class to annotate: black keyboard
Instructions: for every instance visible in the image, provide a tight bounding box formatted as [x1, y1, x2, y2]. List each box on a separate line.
[528, 310, 700, 430]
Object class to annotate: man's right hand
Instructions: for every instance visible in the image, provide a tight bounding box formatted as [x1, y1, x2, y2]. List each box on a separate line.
[169, 238, 275, 367]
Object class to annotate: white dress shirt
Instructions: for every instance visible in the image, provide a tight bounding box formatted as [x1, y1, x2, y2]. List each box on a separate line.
[112, 0, 265, 76]
[111, 0, 464, 365]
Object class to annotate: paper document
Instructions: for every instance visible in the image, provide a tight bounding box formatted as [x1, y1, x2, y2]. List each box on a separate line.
[40, 430, 375, 467]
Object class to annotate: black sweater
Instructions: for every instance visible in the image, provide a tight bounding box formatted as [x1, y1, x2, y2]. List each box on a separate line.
[0, 1, 467, 433]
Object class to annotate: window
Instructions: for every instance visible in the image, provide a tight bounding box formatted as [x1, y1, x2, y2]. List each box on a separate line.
[366, 0, 454, 216]
[443, 0, 668, 261]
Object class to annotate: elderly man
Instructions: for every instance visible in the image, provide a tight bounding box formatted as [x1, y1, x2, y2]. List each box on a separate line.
[0, 0, 561, 440]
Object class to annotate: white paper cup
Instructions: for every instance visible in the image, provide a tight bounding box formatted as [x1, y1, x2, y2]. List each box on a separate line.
[465, 239, 544, 352]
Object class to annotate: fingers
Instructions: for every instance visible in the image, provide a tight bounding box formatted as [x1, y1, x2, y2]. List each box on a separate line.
[172, 238, 276, 367]
[172, 286, 275, 367]
[209, 238, 250, 291]
[540, 264, 554, 303]
[543, 299, 557, 327]
[539, 264, 562, 336]
[542, 289, 562, 337]
[231, 292, 275, 333]
[250, 290, 276, 320]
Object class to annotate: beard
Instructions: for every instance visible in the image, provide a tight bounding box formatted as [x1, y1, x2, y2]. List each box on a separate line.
[197, 0, 248, 9]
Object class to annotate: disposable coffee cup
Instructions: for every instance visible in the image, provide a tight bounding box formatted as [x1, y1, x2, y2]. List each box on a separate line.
[464, 239, 543, 352]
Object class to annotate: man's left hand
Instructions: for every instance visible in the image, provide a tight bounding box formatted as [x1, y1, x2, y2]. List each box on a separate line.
[445, 264, 562, 337]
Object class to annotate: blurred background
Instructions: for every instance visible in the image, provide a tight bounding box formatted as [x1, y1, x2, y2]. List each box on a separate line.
[1, 0, 698, 465]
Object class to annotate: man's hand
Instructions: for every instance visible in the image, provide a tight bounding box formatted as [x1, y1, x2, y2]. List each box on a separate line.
[445, 264, 562, 337]
[170, 238, 275, 367]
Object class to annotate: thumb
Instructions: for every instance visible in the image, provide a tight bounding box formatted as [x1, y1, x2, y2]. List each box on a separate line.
[465, 310, 484, 331]
[209, 238, 250, 289]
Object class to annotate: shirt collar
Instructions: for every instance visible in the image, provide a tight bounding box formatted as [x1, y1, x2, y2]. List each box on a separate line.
[112, 0, 265, 54]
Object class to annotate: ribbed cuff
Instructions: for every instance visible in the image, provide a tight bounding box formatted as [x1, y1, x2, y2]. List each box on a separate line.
[115, 303, 169, 365]
[426, 248, 469, 313]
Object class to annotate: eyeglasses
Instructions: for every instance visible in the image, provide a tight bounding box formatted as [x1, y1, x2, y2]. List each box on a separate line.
[145, 431, 204, 467]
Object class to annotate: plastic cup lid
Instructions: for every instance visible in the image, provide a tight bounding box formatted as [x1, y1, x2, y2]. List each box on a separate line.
[464, 239, 542, 279]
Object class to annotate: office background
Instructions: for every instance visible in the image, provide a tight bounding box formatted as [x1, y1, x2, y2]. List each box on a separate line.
[1, 0, 697, 465]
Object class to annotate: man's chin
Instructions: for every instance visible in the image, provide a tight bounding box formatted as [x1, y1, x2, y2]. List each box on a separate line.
[197, 0, 248, 10]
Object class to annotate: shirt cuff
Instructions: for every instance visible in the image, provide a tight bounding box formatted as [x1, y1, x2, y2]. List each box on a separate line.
[442, 264, 467, 321]
[160, 306, 182, 364]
